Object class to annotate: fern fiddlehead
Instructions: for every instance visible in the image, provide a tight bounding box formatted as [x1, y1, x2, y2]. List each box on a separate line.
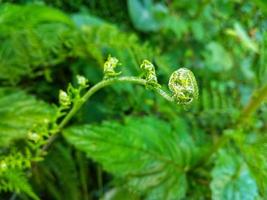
[42, 57, 199, 150]
[140, 59, 160, 88]
[168, 68, 199, 105]
[0, 57, 199, 173]
[103, 56, 121, 79]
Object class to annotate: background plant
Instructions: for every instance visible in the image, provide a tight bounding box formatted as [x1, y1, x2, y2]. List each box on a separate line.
[0, 0, 266, 200]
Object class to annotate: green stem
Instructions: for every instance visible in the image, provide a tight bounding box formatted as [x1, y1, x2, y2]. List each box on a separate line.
[42, 76, 173, 151]
[238, 84, 267, 125]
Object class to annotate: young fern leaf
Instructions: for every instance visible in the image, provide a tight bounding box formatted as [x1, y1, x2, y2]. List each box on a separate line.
[140, 60, 160, 88]
[76, 75, 89, 88]
[103, 56, 121, 79]
[44, 57, 199, 158]
[168, 68, 198, 105]
[59, 90, 71, 108]
[0, 56, 199, 198]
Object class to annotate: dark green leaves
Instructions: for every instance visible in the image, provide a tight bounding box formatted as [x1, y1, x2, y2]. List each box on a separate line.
[33, 144, 82, 200]
[64, 116, 200, 200]
[0, 4, 79, 84]
[0, 88, 55, 147]
[211, 149, 259, 200]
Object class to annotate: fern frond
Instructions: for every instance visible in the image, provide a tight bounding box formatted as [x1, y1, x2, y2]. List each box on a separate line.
[0, 4, 80, 84]
[0, 87, 56, 198]
[0, 169, 39, 200]
[80, 23, 155, 74]
[0, 4, 156, 85]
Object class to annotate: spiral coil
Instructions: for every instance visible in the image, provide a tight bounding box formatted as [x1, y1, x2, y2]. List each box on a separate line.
[168, 68, 198, 104]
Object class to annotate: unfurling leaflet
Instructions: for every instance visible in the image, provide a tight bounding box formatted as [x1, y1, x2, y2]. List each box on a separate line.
[168, 68, 198, 105]
[103, 56, 121, 79]
[140, 60, 160, 88]
[59, 90, 71, 107]
[76, 75, 89, 88]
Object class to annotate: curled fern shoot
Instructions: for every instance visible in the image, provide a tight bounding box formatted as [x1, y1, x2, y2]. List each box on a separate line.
[76, 75, 89, 88]
[42, 57, 199, 151]
[140, 59, 160, 88]
[168, 68, 199, 105]
[103, 56, 121, 79]
[59, 90, 71, 107]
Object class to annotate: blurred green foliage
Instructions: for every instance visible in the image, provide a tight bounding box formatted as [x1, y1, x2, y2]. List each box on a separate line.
[0, 0, 266, 199]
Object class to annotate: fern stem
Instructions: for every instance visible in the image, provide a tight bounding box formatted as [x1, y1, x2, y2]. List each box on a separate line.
[42, 76, 173, 151]
[238, 84, 267, 124]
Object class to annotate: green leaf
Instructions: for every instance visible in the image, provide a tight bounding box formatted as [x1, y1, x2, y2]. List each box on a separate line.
[72, 13, 106, 27]
[0, 87, 55, 147]
[127, 0, 168, 32]
[0, 169, 39, 200]
[64, 116, 200, 200]
[211, 148, 259, 200]
[0, 4, 73, 28]
[237, 133, 267, 197]
[102, 188, 140, 200]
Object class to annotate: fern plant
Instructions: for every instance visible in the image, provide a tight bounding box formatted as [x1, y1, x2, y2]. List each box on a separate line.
[0, 54, 198, 199]
[0, 2, 267, 200]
